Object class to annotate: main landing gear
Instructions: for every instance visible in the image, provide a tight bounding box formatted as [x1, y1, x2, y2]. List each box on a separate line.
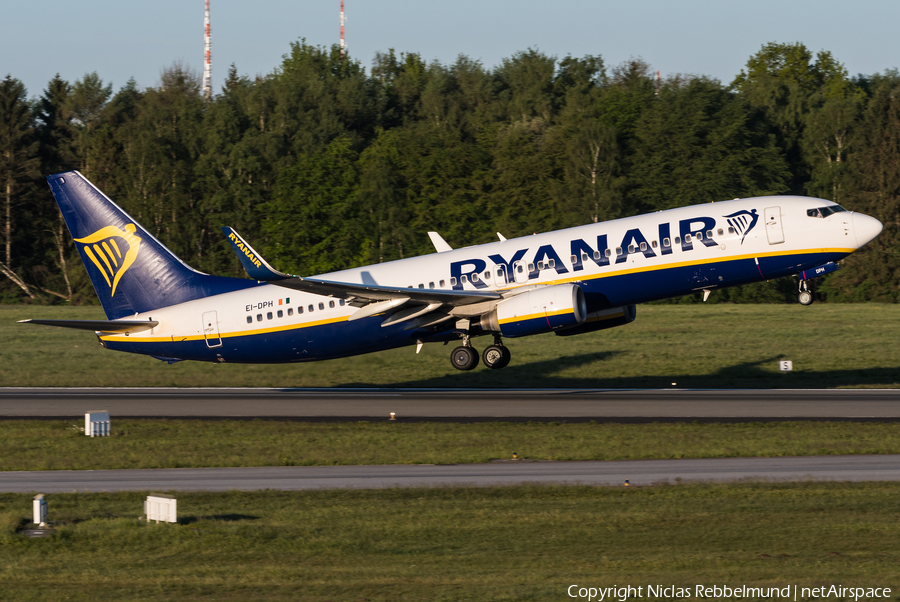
[450, 334, 511, 371]
[798, 279, 814, 306]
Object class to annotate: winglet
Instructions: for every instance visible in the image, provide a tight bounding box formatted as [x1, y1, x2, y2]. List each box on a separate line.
[427, 232, 453, 253]
[222, 227, 291, 281]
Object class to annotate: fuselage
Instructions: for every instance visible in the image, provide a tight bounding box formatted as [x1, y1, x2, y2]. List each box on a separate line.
[98, 196, 880, 363]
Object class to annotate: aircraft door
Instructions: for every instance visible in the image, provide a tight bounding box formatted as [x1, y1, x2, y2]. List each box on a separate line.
[494, 264, 508, 286]
[202, 310, 222, 348]
[512, 260, 529, 283]
[764, 206, 785, 244]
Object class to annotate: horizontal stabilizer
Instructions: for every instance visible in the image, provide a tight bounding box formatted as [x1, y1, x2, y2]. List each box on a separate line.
[19, 319, 159, 333]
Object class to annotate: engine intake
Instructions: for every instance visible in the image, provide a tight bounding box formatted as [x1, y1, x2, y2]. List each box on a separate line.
[481, 284, 587, 338]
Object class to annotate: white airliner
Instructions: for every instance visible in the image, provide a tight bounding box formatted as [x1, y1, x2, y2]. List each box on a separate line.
[21, 171, 882, 370]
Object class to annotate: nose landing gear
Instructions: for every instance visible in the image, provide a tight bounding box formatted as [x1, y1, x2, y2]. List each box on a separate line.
[798, 279, 814, 306]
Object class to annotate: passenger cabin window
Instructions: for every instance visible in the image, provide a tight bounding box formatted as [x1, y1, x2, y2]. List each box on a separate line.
[516, 264, 525, 274]
[582, 253, 589, 262]
[628, 245, 635, 253]
[461, 275, 468, 284]
[288, 308, 294, 316]
[604, 249, 612, 257]
[527, 263, 535, 272]
[685, 234, 693, 243]
[674, 236, 681, 245]
[593, 250, 601, 260]
[340, 299, 345, 306]
[450, 277, 457, 286]
[308, 304, 314, 312]
[571, 255, 578, 263]
[663, 238, 671, 248]
[267, 312, 273, 320]
[639, 242, 647, 251]
[256, 314, 262, 322]
[329, 300, 335, 308]
[277, 310, 283, 318]
[440, 279, 446, 287]
[728, 227, 735, 234]
[651, 240, 658, 248]
[418, 284, 424, 289]
[246, 316, 253, 324]
[429, 282, 435, 289]
[537, 261, 544, 270]
[717, 228, 724, 236]
[706, 230, 713, 239]
[694, 233, 701, 241]
[318, 302, 325, 310]
[615, 247, 623, 256]
[548, 259, 556, 268]
[471, 273, 479, 283]
[484, 271, 491, 280]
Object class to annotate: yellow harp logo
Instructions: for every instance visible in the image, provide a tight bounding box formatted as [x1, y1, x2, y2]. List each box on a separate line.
[75, 224, 142, 297]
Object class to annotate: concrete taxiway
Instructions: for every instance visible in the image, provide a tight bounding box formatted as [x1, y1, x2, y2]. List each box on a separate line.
[2, 455, 898, 493]
[0, 387, 898, 421]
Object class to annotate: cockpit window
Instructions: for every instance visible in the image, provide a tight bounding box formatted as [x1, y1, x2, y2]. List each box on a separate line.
[807, 205, 848, 218]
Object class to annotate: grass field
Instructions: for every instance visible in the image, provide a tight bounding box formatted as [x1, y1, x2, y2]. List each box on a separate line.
[3, 420, 900, 471]
[2, 303, 899, 388]
[1, 483, 898, 601]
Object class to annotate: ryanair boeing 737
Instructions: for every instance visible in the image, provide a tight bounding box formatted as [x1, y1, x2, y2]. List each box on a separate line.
[21, 171, 883, 370]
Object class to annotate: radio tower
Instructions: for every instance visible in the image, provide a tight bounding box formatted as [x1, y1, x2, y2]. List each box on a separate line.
[340, 0, 346, 61]
[202, 0, 212, 99]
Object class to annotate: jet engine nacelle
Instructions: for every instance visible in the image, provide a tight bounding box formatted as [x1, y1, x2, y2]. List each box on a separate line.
[480, 284, 587, 338]
[554, 304, 636, 337]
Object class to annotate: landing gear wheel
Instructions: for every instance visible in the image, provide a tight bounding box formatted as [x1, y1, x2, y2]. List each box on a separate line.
[483, 345, 511, 369]
[450, 346, 479, 371]
[798, 280, 813, 306]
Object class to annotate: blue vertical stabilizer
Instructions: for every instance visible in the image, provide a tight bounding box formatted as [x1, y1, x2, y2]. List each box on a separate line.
[47, 171, 257, 320]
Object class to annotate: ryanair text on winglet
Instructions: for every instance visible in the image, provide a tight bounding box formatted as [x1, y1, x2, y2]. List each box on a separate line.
[228, 232, 263, 269]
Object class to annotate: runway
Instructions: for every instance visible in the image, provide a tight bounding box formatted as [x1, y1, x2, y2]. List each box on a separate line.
[2, 455, 898, 493]
[1, 387, 899, 421]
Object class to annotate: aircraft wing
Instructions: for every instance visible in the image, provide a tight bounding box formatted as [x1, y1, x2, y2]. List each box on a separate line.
[222, 227, 501, 309]
[19, 319, 159, 333]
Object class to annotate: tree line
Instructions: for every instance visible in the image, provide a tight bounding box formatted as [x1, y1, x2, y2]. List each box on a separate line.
[1, 41, 898, 305]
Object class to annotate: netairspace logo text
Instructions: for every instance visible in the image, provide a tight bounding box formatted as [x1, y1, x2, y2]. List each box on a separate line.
[567, 584, 893, 601]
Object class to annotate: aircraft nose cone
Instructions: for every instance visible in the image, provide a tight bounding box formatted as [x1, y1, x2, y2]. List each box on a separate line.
[852, 212, 883, 248]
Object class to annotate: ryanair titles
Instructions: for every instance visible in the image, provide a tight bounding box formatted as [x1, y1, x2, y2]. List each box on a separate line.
[449, 214, 741, 290]
[228, 232, 263, 269]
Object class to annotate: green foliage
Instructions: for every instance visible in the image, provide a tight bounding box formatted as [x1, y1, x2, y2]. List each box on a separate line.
[2, 41, 899, 303]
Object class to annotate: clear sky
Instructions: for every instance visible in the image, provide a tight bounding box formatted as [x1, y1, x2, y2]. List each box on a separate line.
[3, 0, 899, 98]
